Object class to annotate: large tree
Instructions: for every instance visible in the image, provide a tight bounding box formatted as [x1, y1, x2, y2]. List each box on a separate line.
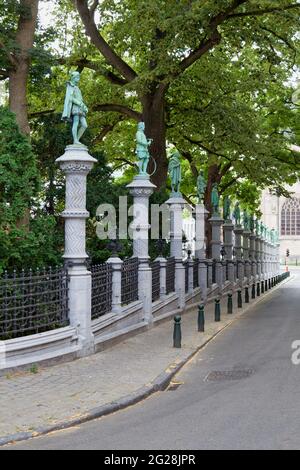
[71, 0, 300, 188]
[0, 0, 40, 134]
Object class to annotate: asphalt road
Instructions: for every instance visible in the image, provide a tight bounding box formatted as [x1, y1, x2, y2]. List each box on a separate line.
[6, 273, 300, 450]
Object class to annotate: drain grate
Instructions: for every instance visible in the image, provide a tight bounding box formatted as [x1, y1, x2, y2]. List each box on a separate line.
[205, 369, 254, 382]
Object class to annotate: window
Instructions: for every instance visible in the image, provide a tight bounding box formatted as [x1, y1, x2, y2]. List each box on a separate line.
[281, 199, 300, 236]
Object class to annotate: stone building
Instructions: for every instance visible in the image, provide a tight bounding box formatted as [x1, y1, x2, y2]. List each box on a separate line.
[260, 182, 300, 264]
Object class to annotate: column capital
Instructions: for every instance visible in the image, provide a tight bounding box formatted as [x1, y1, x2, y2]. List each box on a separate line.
[126, 175, 156, 197]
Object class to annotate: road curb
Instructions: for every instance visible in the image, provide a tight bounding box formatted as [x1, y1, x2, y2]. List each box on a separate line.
[0, 274, 292, 447]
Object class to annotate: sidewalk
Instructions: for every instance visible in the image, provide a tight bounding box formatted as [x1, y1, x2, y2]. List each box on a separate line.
[0, 280, 288, 445]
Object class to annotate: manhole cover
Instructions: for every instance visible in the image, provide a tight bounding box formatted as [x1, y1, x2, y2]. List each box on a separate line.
[205, 369, 254, 382]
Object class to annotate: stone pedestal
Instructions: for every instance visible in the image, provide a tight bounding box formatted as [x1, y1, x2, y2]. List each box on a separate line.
[243, 230, 251, 280]
[209, 216, 224, 261]
[223, 220, 234, 260]
[155, 256, 167, 298]
[195, 204, 209, 259]
[56, 144, 97, 355]
[107, 256, 123, 314]
[166, 195, 186, 309]
[234, 225, 244, 283]
[127, 176, 156, 323]
[199, 259, 208, 301]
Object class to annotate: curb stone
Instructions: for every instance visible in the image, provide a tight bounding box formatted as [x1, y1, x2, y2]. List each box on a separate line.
[0, 275, 292, 448]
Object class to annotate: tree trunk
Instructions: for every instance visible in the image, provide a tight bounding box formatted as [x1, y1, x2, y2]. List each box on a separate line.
[9, 0, 39, 135]
[142, 93, 168, 189]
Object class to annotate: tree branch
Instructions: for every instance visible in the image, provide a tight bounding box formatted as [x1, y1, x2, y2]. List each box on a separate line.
[57, 57, 128, 86]
[75, 0, 137, 83]
[227, 3, 300, 19]
[93, 103, 142, 121]
[178, 0, 248, 74]
[0, 40, 18, 67]
[91, 118, 124, 144]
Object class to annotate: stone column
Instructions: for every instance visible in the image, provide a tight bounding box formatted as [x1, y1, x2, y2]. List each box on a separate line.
[209, 215, 224, 288]
[127, 176, 156, 323]
[107, 256, 123, 314]
[199, 259, 208, 301]
[223, 219, 235, 283]
[250, 233, 257, 280]
[243, 230, 251, 281]
[166, 195, 186, 309]
[234, 225, 244, 284]
[255, 235, 261, 281]
[194, 204, 208, 259]
[56, 144, 97, 356]
[156, 256, 167, 298]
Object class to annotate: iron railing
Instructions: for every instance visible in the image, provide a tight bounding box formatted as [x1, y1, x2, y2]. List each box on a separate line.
[121, 258, 139, 305]
[91, 263, 112, 319]
[0, 267, 69, 340]
[193, 259, 199, 288]
[151, 260, 160, 302]
[166, 257, 175, 294]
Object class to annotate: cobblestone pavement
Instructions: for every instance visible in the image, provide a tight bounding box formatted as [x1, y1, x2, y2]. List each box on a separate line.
[0, 288, 278, 439]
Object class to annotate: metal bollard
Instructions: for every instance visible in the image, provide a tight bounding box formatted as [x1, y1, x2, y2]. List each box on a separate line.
[198, 305, 205, 332]
[257, 282, 260, 297]
[265, 279, 268, 291]
[238, 289, 242, 308]
[173, 315, 182, 348]
[251, 283, 256, 299]
[261, 281, 265, 294]
[227, 293, 233, 314]
[245, 286, 249, 304]
[215, 298, 221, 322]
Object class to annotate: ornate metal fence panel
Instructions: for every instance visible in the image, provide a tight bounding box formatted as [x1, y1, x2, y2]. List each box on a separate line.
[91, 263, 112, 320]
[121, 258, 139, 305]
[151, 261, 160, 302]
[0, 268, 69, 341]
[166, 257, 175, 294]
[184, 261, 189, 293]
[193, 259, 199, 288]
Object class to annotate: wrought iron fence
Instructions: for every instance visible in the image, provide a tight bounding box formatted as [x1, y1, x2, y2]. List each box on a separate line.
[0, 267, 69, 341]
[91, 263, 113, 319]
[121, 258, 139, 305]
[151, 260, 160, 302]
[166, 257, 175, 294]
[193, 259, 199, 288]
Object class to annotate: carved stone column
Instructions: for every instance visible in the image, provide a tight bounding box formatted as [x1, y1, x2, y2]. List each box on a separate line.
[166, 195, 186, 309]
[56, 144, 97, 356]
[234, 225, 244, 284]
[243, 230, 251, 281]
[127, 176, 156, 324]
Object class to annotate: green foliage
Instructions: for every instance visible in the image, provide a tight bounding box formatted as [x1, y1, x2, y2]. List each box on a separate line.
[0, 107, 39, 223]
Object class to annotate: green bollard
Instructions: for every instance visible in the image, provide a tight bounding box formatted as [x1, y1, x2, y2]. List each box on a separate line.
[252, 283, 256, 299]
[227, 293, 233, 314]
[268, 279, 271, 289]
[215, 298, 221, 322]
[261, 281, 265, 293]
[173, 315, 182, 348]
[238, 289, 243, 308]
[245, 286, 249, 303]
[198, 305, 205, 332]
[257, 282, 260, 297]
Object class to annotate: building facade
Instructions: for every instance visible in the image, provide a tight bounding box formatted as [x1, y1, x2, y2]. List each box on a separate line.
[260, 182, 300, 264]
